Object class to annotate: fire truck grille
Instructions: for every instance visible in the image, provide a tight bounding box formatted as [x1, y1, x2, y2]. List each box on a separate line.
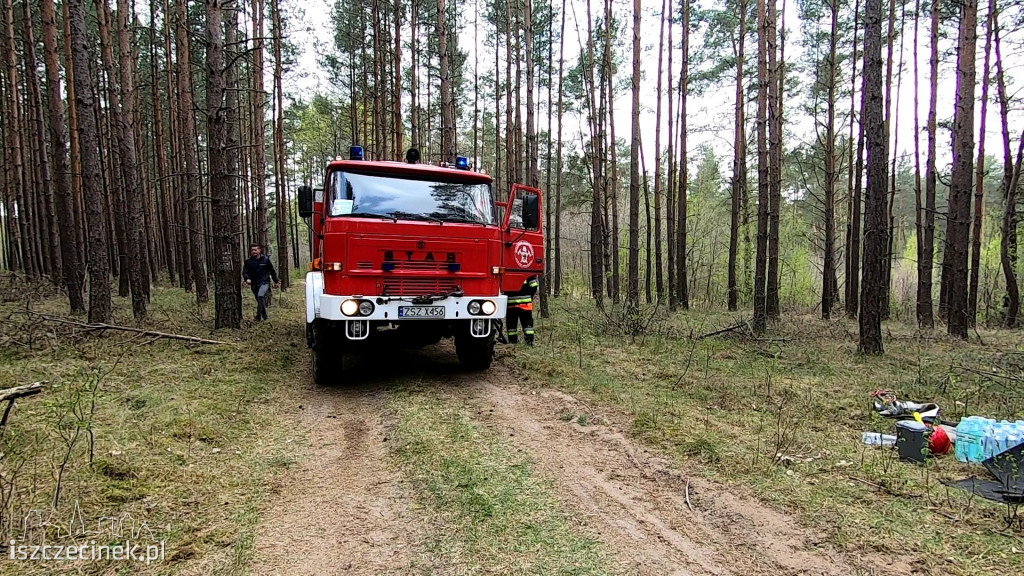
[381, 277, 461, 296]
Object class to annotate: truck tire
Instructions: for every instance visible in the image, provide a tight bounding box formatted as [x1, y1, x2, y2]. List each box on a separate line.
[312, 346, 337, 385]
[311, 320, 341, 385]
[455, 333, 494, 370]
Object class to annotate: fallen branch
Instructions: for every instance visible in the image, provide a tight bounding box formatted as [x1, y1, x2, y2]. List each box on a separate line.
[954, 365, 1024, 385]
[0, 381, 46, 404]
[698, 322, 748, 340]
[0, 381, 46, 434]
[27, 312, 230, 346]
[684, 479, 693, 511]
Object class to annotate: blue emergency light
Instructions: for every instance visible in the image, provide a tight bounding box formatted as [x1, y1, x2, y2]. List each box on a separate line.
[349, 146, 364, 160]
[455, 156, 469, 170]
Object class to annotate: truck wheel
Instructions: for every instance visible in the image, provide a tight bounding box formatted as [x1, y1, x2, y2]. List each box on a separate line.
[312, 346, 336, 385]
[455, 333, 494, 370]
[311, 320, 341, 385]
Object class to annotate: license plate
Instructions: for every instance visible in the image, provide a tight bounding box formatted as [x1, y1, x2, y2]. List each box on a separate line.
[398, 306, 445, 318]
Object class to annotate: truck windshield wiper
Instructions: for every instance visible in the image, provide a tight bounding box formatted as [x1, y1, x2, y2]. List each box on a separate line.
[388, 212, 443, 224]
[343, 212, 397, 222]
[440, 217, 487, 226]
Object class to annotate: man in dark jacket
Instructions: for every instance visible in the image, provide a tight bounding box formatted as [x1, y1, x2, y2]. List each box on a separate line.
[243, 244, 280, 321]
[505, 275, 538, 345]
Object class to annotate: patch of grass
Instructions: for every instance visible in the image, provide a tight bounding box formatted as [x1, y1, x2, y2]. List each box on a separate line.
[387, 387, 617, 576]
[0, 283, 305, 575]
[517, 297, 1024, 576]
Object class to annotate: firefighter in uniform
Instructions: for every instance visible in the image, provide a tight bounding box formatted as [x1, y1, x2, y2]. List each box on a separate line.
[505, 275, 538, 345]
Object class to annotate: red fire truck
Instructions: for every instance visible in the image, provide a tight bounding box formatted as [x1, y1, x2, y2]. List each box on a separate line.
[298, 146, 544, 384]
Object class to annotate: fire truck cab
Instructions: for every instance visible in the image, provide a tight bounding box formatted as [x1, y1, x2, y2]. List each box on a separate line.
[298, 147, 543, 384]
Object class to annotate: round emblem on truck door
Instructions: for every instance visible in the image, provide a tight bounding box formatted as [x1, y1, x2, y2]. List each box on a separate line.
[513, 241, 535, 267]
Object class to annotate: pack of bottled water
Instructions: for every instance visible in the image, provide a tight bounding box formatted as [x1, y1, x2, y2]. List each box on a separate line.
[955, 416, 1024, 463]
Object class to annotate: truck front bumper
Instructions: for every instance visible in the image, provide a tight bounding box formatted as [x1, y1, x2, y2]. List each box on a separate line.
[315, 293, 508, 322]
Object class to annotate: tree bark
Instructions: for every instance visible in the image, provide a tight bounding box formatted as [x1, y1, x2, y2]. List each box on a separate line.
[753, 0, 769, 333]
[969, 0, 994, 326]
[728, 0, 747, 312]
[677, 0, 690, 310]
[995, 5, 1019, 327]
[626, 0, 642, 314]
[944, 0, 977, 339]
[272, 0, 290, 290]
[845, 0, 862, 319]
[822, 0, 839, 319]
[554, 0, 566, 298]
[766, 0, 781, 320]
[859, 0, 888, 354]
[115, 0, 148, 320]
[655, 0, 667, 305]
[438, 0, 456, 162]
[69, 0, 112, 323]
[42, 0, 85, 313]
[206, 0, 242, 329]
[3, 0, 25, 274]
[175, 1, 208, 302]
[23, 0, 61, 283]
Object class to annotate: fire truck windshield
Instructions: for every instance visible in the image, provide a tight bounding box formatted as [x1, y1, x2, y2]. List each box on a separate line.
[328, 170, 496, 225]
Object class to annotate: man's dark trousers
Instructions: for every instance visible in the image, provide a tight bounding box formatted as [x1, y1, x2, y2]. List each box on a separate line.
[252, 283, 270, 320]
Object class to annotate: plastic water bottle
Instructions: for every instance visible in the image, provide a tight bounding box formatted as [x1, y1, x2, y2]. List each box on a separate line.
[862, 432, 897, 446]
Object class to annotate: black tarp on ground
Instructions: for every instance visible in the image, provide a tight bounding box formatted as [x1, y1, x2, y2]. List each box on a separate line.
[943, 442, 1024, 503]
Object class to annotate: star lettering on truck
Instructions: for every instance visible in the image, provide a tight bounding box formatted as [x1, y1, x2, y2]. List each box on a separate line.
[514, 241, 534, 267]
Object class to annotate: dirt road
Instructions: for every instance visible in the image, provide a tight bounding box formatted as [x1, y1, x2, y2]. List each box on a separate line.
[251, 345, 893, 576]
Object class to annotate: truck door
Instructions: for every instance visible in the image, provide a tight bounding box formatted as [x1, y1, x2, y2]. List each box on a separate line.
[500, 184, 544, 293]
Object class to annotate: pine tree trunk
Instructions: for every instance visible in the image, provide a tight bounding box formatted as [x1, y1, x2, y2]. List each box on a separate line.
[115, 0, 148, 320]
[995, 5, 1019, 327]
[554, 0, 566, 298]
[766, 0, 781, 320]
[945, 0, 978, 339]
[655, 0, 667, 305]
[23, 0, 61, 283]
[677, 0, 690, 310]
[969, 1, 994, 326]
[728, 0, 746, 312]
[920, 0, 939, 327]
[69, 0, 112, 322]
[42, 0, 85, 313]
[845, 0, 862, 319]
[3, 0, 26, 274]
[175, 1, 208, 302]
[585, 0, 604, 304]
[272, 0, 289, 289]
[207, 0, 242, 328]
[880, 0, 897, 320]
[438, 0, 455, 162]
[753, 0, 769, 333]
[913, 0, 927, 328]
[859, 0, 888, 354]
[666, 0, 676, 308]
[394, 0, 403, 158]
[626, 0, 642, 314]
[253, 0, 269, 250]
[823, 0, 839, 319]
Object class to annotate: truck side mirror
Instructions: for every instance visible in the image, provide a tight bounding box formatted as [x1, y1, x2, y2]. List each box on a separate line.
[298, 185, 313, 218]
[522, 193, 539, 230]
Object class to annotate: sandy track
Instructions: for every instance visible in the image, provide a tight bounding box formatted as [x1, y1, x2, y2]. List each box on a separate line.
[250, 375, 433, 576]
[251, 342, 901, 575]
[464, 362, 897, 576]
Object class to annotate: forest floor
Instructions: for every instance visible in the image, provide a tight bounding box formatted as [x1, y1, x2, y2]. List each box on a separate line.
[0, 274, 1022, 575]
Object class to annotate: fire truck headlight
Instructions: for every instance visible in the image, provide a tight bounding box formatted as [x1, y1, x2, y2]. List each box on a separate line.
[481, 301, 496, 315]
[341, 299, 359, 316]
[358, 300, 374, 316]
[468, 301, 482, 315]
